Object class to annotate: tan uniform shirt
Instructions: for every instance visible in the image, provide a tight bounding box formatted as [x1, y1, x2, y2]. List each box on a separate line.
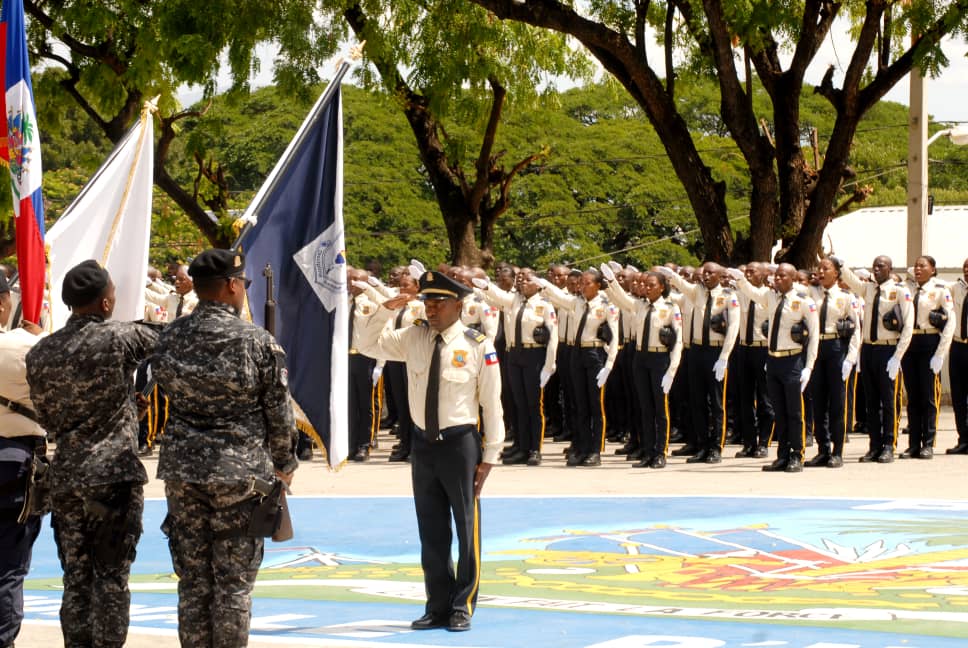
[841, 268, 914, 357]
[736, 280, 820, 371]
[462, 292, 499, 340]
[164, 290, 199, 320]
[737, 288, 769, 347]
[540, 285, 620, 369]
[0, 328, 44, 438]
[808, 284, 863, 366]
[667, 275, 740, 363]
[906, 277, 956, 359]
[606, 282, 683, 373]
[950, 278, 968, 343]
[482, 285, 559, 374]
[350, 294, 385, 369]
[356, 312, 505, 463]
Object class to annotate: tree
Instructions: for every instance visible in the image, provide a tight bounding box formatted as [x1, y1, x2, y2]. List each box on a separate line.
[22, 0, 337, 247]
[323, 0, 589, 267]
[467, 0, 968, 267]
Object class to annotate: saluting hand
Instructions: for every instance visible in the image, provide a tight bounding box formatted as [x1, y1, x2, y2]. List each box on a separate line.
[473, 463, 493, 498]
[381, 294, 411, 311]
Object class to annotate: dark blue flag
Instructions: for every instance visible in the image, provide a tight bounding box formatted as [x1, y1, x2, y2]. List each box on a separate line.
[240, 70, 349, 468]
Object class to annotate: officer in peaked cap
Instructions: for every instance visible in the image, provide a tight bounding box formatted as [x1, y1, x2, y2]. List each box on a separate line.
[354, 269, 504, 632]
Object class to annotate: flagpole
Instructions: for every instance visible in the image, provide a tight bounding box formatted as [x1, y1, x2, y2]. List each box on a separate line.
[233, 60, 352, 248]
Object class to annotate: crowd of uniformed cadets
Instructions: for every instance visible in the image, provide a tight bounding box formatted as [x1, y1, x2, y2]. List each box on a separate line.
[347, 254, 968, 473]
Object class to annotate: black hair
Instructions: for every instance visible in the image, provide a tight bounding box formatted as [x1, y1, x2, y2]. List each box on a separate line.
[919, 255, 938, 276]
[585, 268, 606, 288]
[648, 271, 670, 297]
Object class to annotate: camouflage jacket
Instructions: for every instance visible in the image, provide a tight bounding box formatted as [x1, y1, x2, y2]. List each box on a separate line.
[153, 301, 298, 484]
[26, 314, 158, 493]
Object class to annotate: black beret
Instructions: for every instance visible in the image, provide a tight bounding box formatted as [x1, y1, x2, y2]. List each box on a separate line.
[188, 248, 245, 280]
[418, 270, 471, 300]
[62, 260, 110, 308]
[0, 272, 9, 294]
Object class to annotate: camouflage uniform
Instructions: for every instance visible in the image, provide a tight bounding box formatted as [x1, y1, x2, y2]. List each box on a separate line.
[26, 313, 157, 648]
[153, 301, 298, 648]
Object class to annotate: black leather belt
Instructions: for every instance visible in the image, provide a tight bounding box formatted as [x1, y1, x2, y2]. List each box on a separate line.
[414, 424, 477, 442]
[0, 396, 38, 423]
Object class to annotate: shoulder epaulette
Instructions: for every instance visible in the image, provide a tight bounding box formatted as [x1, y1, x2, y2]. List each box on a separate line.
[412, 318, 429, 328]
[796, 291, 808, 299]
[464, 328, 486, 343]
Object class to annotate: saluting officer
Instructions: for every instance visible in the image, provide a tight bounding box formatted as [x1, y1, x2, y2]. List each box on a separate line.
[457, 268, 500, 340]
[660, 263, 740, 463]
[804, 257, 861, 468]
[839, 255, 914, 463]
[537, 270, 619, 466]
[947, 257, 968, 455]
[734, 262, 774, 459]
[545, 264, 571, 441]
[478, 269, 558, 466]
[901, 255, 955, 459]
[355, 271, 504, 633]
[347, 268, 385, 461]
[731, 264, 819, 472]
[603, 266, 683, 468]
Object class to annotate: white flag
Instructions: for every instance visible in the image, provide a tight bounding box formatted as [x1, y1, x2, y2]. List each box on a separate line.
[46, 108, 154, 330]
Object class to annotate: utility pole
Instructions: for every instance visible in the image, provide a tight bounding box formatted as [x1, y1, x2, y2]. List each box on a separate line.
[906, 66, 928, 270]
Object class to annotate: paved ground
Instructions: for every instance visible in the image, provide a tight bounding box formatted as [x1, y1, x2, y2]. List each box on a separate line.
[18, 408, 968, 647]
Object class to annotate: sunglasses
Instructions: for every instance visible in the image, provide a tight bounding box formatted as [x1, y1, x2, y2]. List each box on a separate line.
[228, 275, 252, 289]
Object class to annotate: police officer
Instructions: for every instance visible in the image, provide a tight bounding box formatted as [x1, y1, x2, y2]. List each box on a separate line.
[948, 257, 968, 454]
[152, 249, 299, 647]
[660, 263, 740, 463]
[734, 262, 774, 459]
[839, 256, 914, 463]
[900, 256, 955, 459]
[804, 257, 861, 468]
[379, 273, 424, 462]
[731, 264, 819, 472]
[0, 274, 46, 648]
[26, 260, 157, 648]
[348, 268, 385, 461]
[356, 270, 504, 633]
[478, 269, 558, 466]
[537, 270, 619, 466]
[603, 266, 683, 468]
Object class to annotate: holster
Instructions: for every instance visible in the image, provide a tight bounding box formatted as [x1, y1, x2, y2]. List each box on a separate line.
[85, 487, 136, 569]
[247, 478, 284, 539]
[19, 449, 51, 523]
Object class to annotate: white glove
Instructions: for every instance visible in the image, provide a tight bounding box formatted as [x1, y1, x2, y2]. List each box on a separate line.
[713, 359, 728, 382]
[409, 259, 426, 275]
[886, 356, 901, 380]
[539, 367, 554, 388]
[929, 355, 944, 375]
[407, 264, 423, 278]
[471, 277, 489, 290]
[607, 260, 623, 272]
[371, 366, 383, 385]
[367, 275, 383, 287]
[725, 268, 743, 281]
[351, 280, 370, 291]
[799, 368, 812, 392]
[657, 266, 677, 279]
[661, 372, 675, 394]
[854, 268, 872, 281]
[626, 264, 639, 273]
[595, 367, 611, 387]
[767, 264, 778, 272]
[534, 277, 553, 290]
[841, 359, 853, 382]
[600, 263, 616, 282]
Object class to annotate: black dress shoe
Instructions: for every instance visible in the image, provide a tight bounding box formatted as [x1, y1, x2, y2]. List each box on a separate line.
[827, 455, 844, 468]
[447, 610, 471, 632]
[704, 449, 722, 464]
[685, 450, 709, 463]
[627, 448, 645, 461]
[803, 454, 830, 467]
[898, 448, 915, 459]
[650, 455, 667, 469]
[137, 444, 153, 457]
[388, 449, 410, 462]
[580, 453, 602, 466]
[946, 443, 968, 455]
[527, 450, 542, 466]
[671, 444, 699, 457]
[411, 612, 447, 630]
[502, 450, 528, 465]
[918, 447, 933, 459]
[858, 450, 877, 463]
[734, 446, 754, 458]
[614, 443, 634, 455]
[351, 447, 370, 462]
[762, 458, 788, 472]
[633, 456, 653, 468]
[500, 445, 519, 460]
[553, 432, 573, 443]
[566, 452, 584, 467]
[669, 430, 685, 444]
[753, 446, 768, 458]
[876, 449, 894, 463]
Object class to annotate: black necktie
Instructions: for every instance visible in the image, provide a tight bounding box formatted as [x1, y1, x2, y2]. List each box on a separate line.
[961, 288, 968, 340]
[642, 303, 653, 349]
[769, 295, 786, 352]
[913, 287, 921, 328]
[394, 306, 406, 329]
[514, 298, 526, 348]
[618, 311, 625, 342]
[870, 286, 881, 342]
[701, 291, 712, 346]
[819, 290, 829, 333]
[575, 302, 590, 344]
[745, 300, 756, 344]
[175, 295, 184, 318]
[424, 334, 443, 440]
[348, 298, 356, 349]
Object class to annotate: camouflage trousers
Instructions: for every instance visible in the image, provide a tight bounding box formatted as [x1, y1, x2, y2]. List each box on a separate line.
[50, 482, 144, 648]
[163, 481, 264, 648]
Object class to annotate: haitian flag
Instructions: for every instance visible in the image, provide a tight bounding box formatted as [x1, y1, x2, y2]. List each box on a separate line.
[239, 65, 350, 469]
[0, 0, 45, 324]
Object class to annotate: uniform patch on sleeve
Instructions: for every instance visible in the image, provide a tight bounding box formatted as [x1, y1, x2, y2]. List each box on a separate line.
[808, 302, 816, 312]
[485, 352, 499, 365]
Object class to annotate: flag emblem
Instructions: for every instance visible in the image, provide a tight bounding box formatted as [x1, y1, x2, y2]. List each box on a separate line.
[485, 352, 499, 365]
